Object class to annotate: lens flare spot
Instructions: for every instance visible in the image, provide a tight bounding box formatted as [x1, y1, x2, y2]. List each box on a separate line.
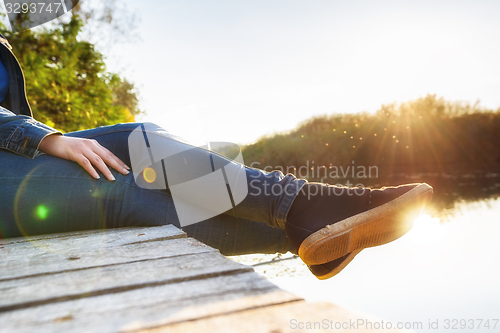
[143, 167, 157, 183]
[36, 205, 49, 220]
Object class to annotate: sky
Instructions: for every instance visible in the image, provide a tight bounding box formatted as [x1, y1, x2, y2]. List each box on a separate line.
[102, 0, 500, 145]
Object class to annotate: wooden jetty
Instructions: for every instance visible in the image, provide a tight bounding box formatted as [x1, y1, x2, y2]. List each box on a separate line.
[0, 225, 404, 332]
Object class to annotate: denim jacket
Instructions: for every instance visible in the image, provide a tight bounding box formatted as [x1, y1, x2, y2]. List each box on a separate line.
[0, 33, 61, 159]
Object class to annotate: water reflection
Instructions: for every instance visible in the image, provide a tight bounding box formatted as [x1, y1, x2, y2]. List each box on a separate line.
[379, 171, 500, 218]
[230, 175, 500, 333]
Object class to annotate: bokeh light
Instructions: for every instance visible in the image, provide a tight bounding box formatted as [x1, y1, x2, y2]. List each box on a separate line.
[143, 167, 157, 183]
[35, 205, 49, 220]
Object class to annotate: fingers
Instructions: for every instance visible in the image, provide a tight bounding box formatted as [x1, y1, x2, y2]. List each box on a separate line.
[89, 151, 116, 181]
[76, 155, 101, 180]
[93, 143, 130, 176]
[72, 139, 131, 181]
[87, 140, 130, 181]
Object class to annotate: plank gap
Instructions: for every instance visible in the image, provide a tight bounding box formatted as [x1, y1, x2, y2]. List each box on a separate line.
[0, 249, 215, 283]
[0, 267, 254, 313]
[127, 297, 304, 333]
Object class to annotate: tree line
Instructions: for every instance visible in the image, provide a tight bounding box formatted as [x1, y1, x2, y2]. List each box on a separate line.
[0, 3, 141, 132]
[241, 94, 500, 180]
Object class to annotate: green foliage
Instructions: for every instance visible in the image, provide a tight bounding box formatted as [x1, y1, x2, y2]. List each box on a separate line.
[242, 94, 500, 179]
[0, 15, 141, 132]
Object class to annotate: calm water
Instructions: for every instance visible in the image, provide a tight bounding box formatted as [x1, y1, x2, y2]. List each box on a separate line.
[230, 195, 500, 332]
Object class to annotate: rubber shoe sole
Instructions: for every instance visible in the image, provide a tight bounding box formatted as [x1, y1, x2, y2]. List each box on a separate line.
[298, 183, 433, 266]
[308, 249, 362, 280]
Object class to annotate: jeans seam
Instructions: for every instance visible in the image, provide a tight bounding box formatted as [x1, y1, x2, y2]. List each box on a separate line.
[275, 179, 306, 229]
[72, 128, 140, 138]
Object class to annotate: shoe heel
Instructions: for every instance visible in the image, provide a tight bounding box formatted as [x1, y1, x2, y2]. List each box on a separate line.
[298, 229, 351, 265]
[299, 187, 433, 265]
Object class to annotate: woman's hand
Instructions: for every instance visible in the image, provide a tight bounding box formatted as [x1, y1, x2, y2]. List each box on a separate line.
[38, 134, 130, 181]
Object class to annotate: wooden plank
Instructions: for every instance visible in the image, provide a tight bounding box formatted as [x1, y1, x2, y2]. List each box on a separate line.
[0, 228, 118, 245]
[0, 237, 214, 281]
[143, 301, 406, 333]
[130, 290, 302, 331]
[0, 225, 184, 245]
[0, 251, 252, 311]
[0, 273, 302, 333]
[0, 225, 185, 256]
[0, 224, 397, 333]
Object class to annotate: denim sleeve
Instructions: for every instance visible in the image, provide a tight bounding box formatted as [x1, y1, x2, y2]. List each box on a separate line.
[0, 106, 61, 159]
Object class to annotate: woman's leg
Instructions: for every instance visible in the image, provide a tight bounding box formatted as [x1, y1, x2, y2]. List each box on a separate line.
[1, 121, 432, 277]
[183, 218, 291, 256]
[66, 123, 432, 274]
[64, 122, 305, 229]
[0, 122, 295, 254]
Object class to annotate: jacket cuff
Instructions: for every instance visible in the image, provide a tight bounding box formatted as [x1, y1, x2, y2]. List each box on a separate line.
[7, 118, 62, 158]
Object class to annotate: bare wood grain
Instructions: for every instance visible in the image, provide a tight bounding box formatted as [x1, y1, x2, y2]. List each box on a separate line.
[0, 251, 252, 311]
[141, 301, 406, 333]
[0, 225, 185, 258]
[0, 237, 214, 281]
[0, 273, 300, 333]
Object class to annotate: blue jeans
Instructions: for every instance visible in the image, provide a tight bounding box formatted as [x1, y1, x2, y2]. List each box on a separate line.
[0, 123, 306, 255]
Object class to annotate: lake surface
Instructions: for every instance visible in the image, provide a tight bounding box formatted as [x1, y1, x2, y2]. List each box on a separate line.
[230, 195, 500, 333]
